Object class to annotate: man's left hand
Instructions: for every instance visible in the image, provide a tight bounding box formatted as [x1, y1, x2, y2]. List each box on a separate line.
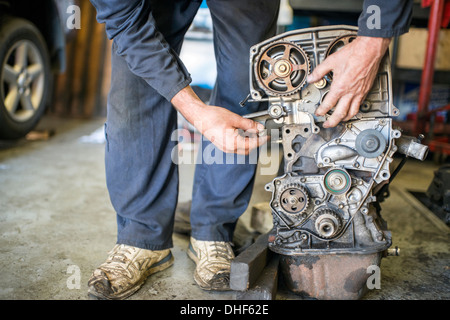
[307, 36, 391, 128]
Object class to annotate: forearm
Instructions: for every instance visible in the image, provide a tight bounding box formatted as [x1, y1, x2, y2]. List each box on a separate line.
[353, 36, 391, 60]
[358, 0, 414, 38]
[90, 0, 191, 102]
[171, 86, 208, 129]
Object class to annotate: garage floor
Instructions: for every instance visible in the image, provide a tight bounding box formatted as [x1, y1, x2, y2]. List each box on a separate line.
[0, 115, 449, 300]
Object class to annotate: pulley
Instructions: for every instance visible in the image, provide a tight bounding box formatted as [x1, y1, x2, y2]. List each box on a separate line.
[255, 41, 309, 96]
[355, 129, 387, 158]
[323, 168, 351, 195]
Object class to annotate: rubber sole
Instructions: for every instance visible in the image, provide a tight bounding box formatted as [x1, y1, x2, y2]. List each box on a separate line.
[187, 242, 231, 291]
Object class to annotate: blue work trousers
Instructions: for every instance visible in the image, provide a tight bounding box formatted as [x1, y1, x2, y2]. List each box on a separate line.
[105, 0, 280, 250]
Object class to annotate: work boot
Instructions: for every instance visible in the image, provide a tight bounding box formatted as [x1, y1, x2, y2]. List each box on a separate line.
[187, 237, 235, 291]
[174, 200, 192, 235]
[87, 244, 174, 300]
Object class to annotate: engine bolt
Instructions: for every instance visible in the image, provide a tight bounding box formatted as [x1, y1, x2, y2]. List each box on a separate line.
[314, 78, 327, 89]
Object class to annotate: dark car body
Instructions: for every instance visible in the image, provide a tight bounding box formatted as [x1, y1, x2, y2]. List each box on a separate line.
[0, 0, 78, 138]
[0, 0, 77, 72]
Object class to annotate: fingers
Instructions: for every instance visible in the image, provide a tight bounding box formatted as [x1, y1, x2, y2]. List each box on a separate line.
[228, 114, 266, 154]
[321, 93, 365, 127]
[307, 56, 333, 84]
[233, 132, 268, 155]
[323, 94, 353, 128]
[205, 118, 267, 155]
[343, 95, 363, 122]
[213, 130, 266, 155]
[315, 86, 341, 117]
[233, 115, 264, 133]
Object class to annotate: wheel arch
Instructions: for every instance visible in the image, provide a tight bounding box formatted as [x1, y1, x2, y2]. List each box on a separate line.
[0, 12, 54, 139]
[0, 0, 76, 74]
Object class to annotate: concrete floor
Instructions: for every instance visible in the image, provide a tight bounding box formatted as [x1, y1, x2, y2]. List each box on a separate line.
[0, 115, 449, 300]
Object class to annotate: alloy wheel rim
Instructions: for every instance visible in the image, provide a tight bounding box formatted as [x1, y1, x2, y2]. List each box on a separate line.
[1, 39, 45, 122]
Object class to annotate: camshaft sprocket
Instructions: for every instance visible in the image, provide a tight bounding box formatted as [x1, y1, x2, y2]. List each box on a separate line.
[254, 41, 310, 97]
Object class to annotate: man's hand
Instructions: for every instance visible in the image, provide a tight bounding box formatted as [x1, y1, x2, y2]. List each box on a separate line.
[171, 86, 267, 155]
[307, 36, 391, 128]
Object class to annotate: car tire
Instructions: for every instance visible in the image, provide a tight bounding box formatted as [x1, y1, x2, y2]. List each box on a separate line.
[0, 15, 52, 139]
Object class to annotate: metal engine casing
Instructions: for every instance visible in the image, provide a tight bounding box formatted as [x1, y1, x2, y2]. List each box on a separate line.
[244, 26, 429, 299]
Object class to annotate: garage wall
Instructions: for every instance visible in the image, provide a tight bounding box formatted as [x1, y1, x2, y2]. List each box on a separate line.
[50, 0, 111, 118]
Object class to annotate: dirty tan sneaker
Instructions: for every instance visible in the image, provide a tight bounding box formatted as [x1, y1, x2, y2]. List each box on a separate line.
[187, 237, 235, 291]
[87, 244, 174, 300]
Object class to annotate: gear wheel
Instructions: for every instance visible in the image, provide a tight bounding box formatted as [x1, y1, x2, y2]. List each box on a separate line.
[312, 208, 343, 239]
[325, 34, 357, 58]
[279, 184, 309, 215]
[254, 40, 310, 97]
[324, 34, 357, 81]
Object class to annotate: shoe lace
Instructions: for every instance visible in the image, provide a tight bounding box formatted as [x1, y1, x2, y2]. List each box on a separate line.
[209, 242, 233, 260]
[108, 245, 135, 264]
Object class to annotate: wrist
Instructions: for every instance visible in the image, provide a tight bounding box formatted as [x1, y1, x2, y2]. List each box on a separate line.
[171, 86, 208, 126]
[355, 36, 391, 59]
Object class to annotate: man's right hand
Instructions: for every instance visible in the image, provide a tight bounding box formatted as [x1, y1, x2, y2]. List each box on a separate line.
[171, 86, 267, 155]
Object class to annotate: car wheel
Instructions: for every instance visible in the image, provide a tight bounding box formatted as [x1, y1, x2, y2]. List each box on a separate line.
[0, 16, 52, 139]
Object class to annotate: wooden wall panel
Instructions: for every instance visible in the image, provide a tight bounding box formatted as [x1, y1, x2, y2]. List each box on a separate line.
[50, 0, 111, 118]
[396, 27, 450, 71]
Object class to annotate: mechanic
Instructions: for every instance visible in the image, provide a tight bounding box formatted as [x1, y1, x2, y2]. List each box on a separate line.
[87, 0, 413, 300]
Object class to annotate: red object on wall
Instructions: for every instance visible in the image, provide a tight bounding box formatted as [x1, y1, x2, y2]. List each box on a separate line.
[414, 0, 450, 156]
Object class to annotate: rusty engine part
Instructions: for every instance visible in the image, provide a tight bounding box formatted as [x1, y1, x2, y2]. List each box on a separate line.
[243, 26, 429, 299]
[255, 41, 310, 96]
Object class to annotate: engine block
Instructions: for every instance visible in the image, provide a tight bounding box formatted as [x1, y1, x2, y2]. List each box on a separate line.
[243, 26, 428, 299]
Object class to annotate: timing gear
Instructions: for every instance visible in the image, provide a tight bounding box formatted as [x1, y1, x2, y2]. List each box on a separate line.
[279, 185, 309, 215]
[325, 34, 357, 58]
[254, 41, 309, 96]
[324, 34, 357, 81]
[312, 208, 343, 239]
